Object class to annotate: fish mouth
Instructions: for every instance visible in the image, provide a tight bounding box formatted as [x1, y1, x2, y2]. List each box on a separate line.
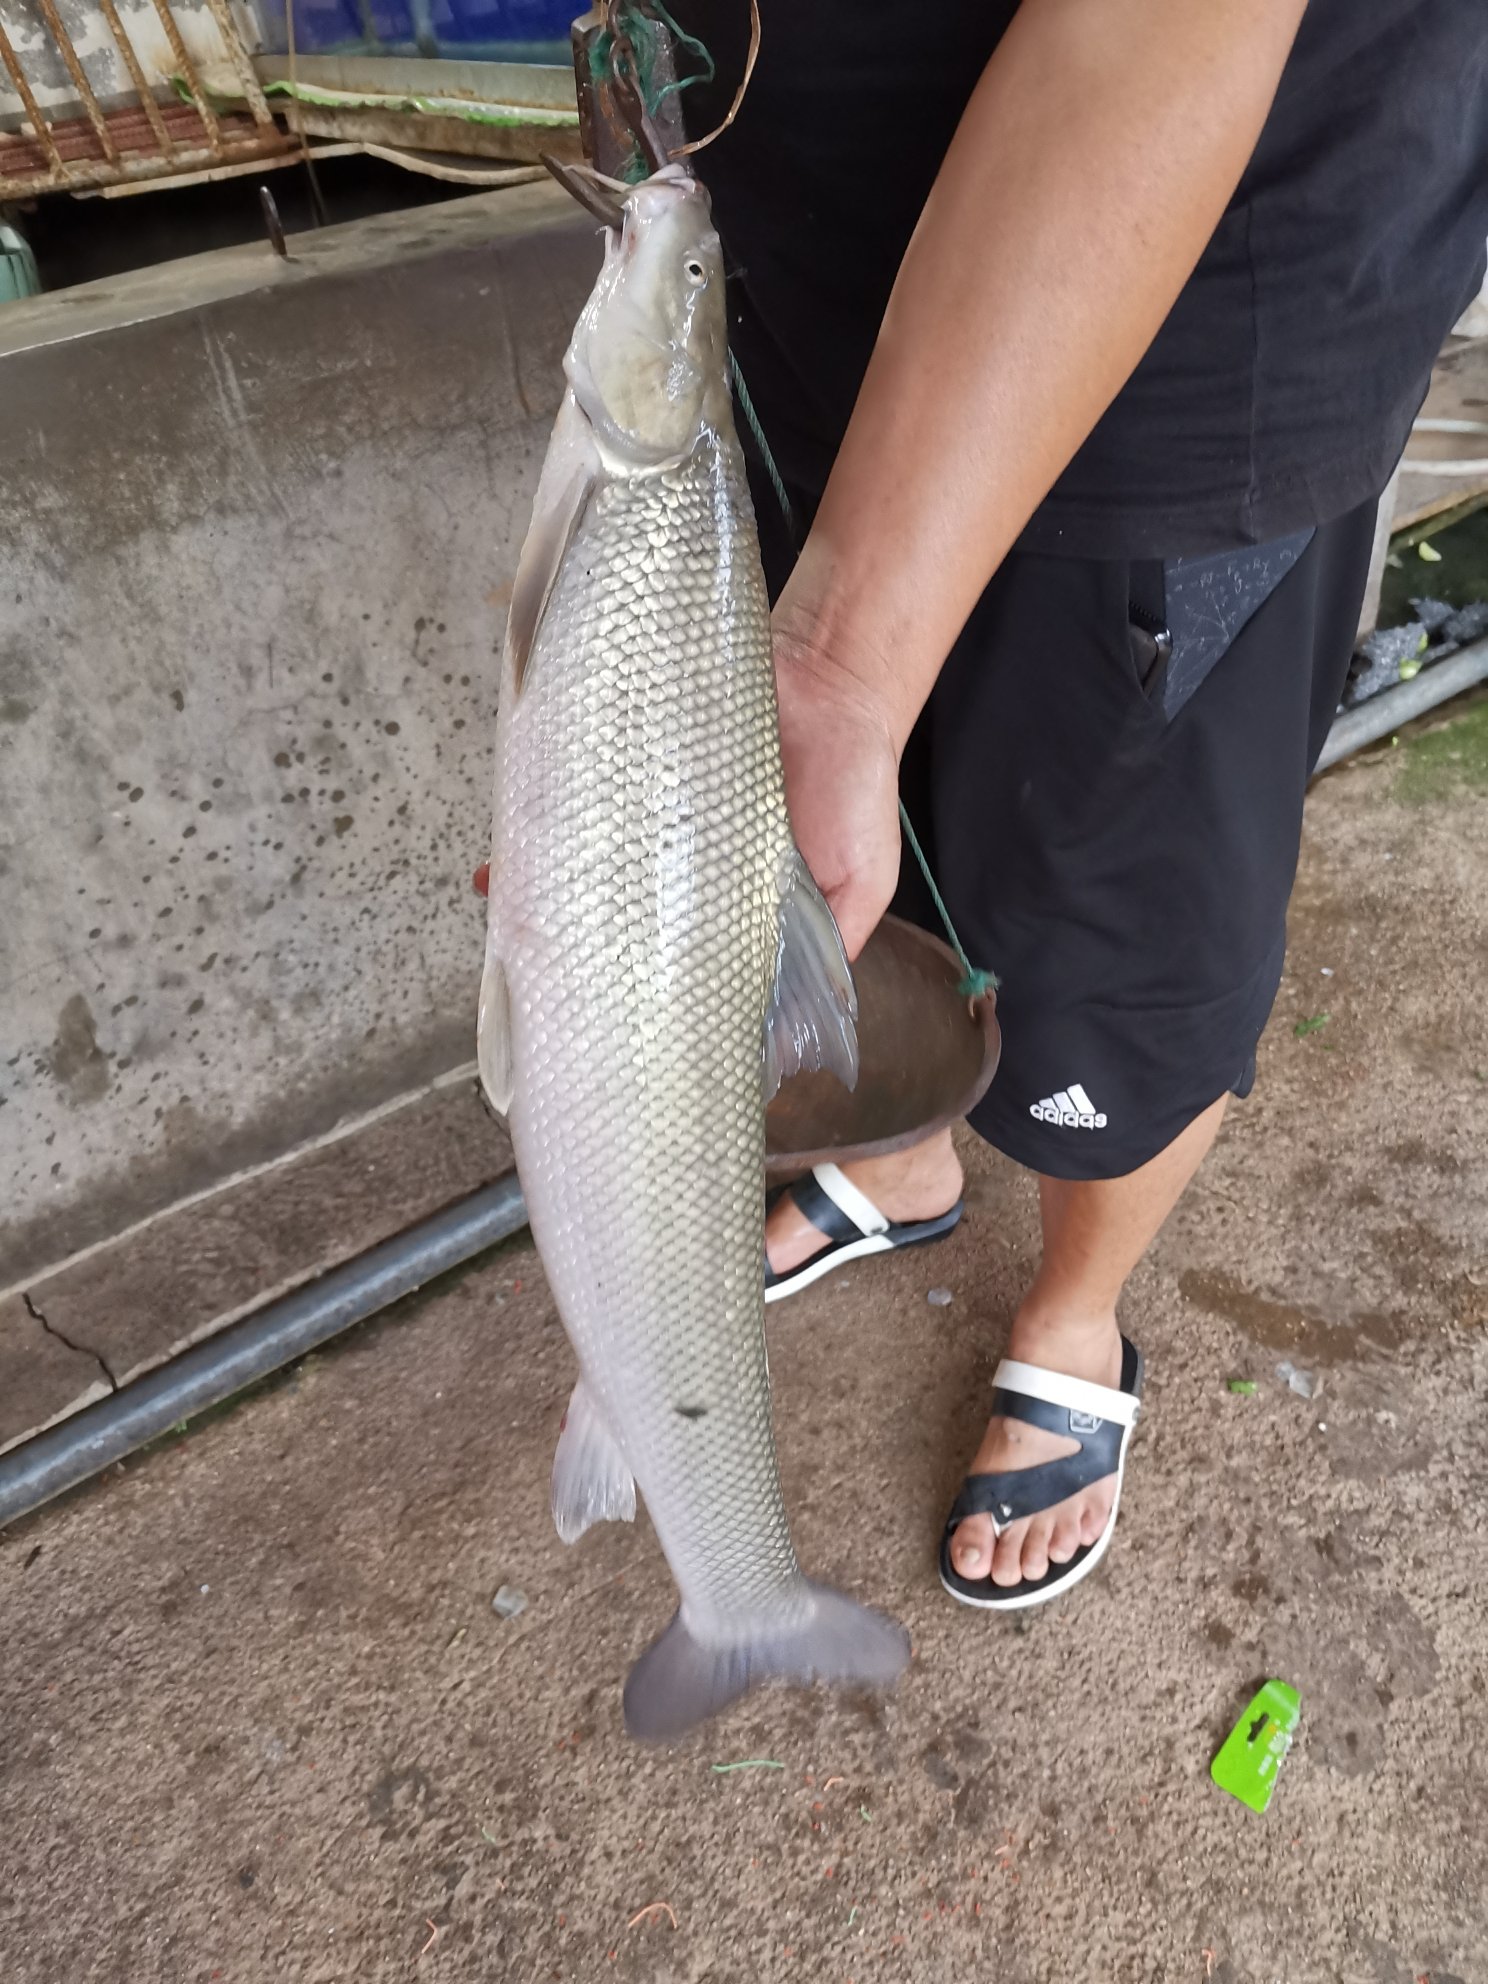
[541, 156, 702, 237]
[622, 161, 705, 224]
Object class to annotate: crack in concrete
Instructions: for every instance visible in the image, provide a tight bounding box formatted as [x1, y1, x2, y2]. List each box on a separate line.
[22, 1290, 118, 1391]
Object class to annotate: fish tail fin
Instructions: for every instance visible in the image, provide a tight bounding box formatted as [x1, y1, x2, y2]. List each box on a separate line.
[622, 1582, 909, 1742]
[551, 1378, 636, 1544]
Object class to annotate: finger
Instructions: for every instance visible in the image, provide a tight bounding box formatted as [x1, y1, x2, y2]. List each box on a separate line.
[472, 861, 490, 897]
[830, 882, 892, 965]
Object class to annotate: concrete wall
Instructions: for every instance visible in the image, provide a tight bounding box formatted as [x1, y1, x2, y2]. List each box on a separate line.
[0, 182, 597, 1289]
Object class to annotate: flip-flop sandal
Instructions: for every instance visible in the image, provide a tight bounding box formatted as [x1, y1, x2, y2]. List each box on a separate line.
[939, 1336, 1144, 1611]
[763, 1162, 964, 1305]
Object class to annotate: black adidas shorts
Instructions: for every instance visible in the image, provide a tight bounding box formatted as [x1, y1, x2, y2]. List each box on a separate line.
[883, 499, 1379, 1180]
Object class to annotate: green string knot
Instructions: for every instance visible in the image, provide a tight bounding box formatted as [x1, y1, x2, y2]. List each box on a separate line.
[590, 2, 716, 183]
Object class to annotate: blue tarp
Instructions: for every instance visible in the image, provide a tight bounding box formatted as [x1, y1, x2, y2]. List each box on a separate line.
[256, 0, 574, 58]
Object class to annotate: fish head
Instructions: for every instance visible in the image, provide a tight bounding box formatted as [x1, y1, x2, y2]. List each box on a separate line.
[565, 163, 727, 468]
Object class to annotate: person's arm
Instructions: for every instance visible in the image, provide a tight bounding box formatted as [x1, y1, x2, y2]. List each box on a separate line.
[775, 0, 1308, 958]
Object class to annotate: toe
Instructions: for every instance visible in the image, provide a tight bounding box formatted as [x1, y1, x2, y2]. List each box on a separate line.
[1078, 1486, 1112, 1546]
[949, 1514, 995, 1582]
[990, 1523, 1028, 1587]
[1019, 1515, 1052, 1584]
[1047, 1509, 1081, 1564]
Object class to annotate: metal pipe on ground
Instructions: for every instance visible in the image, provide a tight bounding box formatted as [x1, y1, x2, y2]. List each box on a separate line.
[1316, 635, 1488, 773]
[0, 1177, 528, 1532]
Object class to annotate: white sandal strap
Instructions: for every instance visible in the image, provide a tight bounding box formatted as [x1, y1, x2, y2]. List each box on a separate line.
[812, 1162, 890, 1238]
[993, 1357, 1140, 1427]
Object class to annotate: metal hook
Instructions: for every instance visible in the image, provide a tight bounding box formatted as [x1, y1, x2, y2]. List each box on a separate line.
[260, 184, 288, 259]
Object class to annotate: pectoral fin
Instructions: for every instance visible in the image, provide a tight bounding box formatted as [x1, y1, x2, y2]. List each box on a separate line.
[763, 851, 860, 1100]
[505, 457, 595, 694]
[476, 947, 514, 1116]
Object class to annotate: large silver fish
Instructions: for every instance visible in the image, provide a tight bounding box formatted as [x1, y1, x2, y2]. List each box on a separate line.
[477, 162, 909, 1740]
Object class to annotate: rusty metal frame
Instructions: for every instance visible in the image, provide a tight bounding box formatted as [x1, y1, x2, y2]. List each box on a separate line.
[0, 15, 65, 183]
[96, 0, 176, 160]
[32, 0, 120, 164]
[145, 0, 226, 151]
[0, 0, 294, 200]
[198, 0, 275, 127]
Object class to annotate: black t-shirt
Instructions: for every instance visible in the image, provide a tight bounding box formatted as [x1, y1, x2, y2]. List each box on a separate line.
[684, 0, 1488, 558]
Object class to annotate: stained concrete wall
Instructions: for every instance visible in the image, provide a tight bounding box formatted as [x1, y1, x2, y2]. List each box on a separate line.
[0, 182, 597, 1289]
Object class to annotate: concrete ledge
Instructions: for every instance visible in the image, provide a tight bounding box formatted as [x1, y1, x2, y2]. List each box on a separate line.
[0, 179, 579, 355]
[0, 1294, 112, 1457]
[0, 1076, 513, 1453]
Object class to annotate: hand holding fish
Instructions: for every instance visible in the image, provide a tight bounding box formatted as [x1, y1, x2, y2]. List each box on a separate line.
[771, 603, 902, 966]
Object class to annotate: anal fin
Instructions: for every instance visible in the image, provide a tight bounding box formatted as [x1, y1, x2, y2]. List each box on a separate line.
[763, 851, 859, 1101]
[552, 1378, 636, 1544]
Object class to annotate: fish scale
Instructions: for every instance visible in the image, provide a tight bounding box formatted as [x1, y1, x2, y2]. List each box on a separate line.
[497, 441, 802, 1625]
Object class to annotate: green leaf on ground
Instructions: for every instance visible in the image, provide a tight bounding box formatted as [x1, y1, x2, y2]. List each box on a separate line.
[1294, 1014, 1331, 1037]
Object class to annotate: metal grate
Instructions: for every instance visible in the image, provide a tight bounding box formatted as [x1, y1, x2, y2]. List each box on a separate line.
[0, 0, 295, 198]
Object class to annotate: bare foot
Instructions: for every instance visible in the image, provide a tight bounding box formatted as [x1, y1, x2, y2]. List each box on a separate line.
[947, 1307, 1124, 1588]
[765, 1131, 964, 1277]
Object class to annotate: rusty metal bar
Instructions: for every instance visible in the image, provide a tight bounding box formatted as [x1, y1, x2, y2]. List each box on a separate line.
[95, 0, 177, 159]
[147, 0, 226, 155]
[32, 0, 121, 165]
[0, 17, 65, 181]
[85, 142, 351, 199]
[0, 128, 290, 201]
[198, 0, 276, 127]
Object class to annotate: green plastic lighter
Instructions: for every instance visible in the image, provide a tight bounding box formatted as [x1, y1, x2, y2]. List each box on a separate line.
[1211, 1679, 1300, 1814]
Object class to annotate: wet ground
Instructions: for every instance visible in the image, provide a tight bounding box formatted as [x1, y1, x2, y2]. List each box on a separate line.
[2, 705, 1485, 1984]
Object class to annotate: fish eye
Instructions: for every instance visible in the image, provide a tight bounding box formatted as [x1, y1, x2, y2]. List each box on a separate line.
[684, 257, 707, 285]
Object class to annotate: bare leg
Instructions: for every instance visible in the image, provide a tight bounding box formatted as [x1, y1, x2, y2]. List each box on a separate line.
[948, 1094, 1228, 1586]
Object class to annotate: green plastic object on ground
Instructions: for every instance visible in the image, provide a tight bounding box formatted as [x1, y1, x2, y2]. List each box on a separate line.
[1212, 1679, 1301, 1813]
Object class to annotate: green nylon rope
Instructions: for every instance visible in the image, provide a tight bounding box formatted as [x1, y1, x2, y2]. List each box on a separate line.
[727, 352, 794, 534]
[893, 801, 998, 1003]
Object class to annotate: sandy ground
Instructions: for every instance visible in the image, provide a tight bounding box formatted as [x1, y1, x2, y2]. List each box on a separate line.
[3, 707, 1486, 1984]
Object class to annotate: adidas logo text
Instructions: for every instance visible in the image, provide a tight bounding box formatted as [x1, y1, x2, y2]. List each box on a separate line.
[1030, 1082, 1107, 1130]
